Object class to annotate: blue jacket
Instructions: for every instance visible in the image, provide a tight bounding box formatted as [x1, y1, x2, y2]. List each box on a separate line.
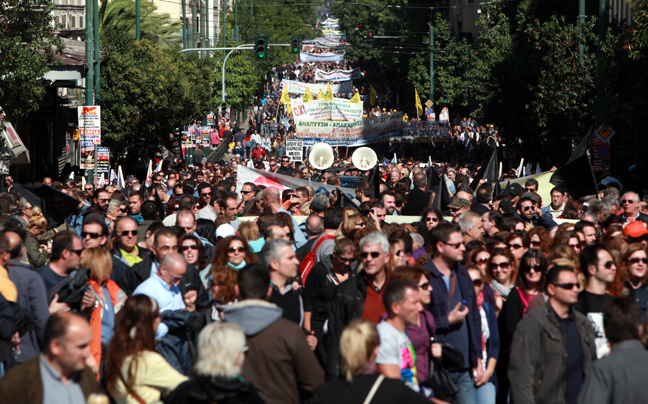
[423, 259, 482, 369]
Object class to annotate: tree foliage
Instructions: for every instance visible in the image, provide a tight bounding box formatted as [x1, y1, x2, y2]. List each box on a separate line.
[100, 35, 215, 159]
[0, 0, 62, 120]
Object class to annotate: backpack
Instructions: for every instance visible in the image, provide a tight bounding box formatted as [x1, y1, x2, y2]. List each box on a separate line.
[300, 234, 334, 283]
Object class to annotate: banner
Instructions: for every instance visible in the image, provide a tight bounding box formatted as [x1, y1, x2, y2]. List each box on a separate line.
[291, 99, 363, 122]
[285, 139, 304, 162]
[295, 113, 404, 146]
[498, 171, 554, 208]
[300, 51, 345, 62]
[236, 165, 355, 196]
[94, 147, 110, 186]
[281, 79, 353, 96]
[404, 121, 451, 139]
[314, 68, 361, 82]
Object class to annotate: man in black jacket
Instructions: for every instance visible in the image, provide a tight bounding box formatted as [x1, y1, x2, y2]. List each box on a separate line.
[402, 173, 429, 216]
[118, 227, 209, 311]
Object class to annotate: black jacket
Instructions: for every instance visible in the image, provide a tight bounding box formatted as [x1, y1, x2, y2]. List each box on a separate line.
[117, 256, 210, 312]
[165, 375, 266, 404]
[402, 188, 430, 216]
[324, 271, 368, 379]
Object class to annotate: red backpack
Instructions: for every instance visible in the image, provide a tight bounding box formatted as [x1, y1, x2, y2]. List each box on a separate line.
[300, 234, 335, 283]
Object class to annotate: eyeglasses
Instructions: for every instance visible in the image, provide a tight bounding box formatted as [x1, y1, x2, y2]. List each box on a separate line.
[522, 206, 534, 211]
[508, 243, 523, 249]
[119, 208, 128, 213]
[622, 199, 635, 204]
[568, 242, 581, 249]
[336, 256, 353, 264]
[360, 251, 381, 259]
[475, 257, 489, 264]
[525, 264, 542, 272]
[418, 282, 431, 290]
[554, 282, 579, 290]
[426, 217, 439, 222]
[120, 230, 137, 237]
[525, 188, 535, 192]
[69, 249, 83, 256]
[201, 192, 212, 196]
[472, 279, 484, 287]
[491, 262, 510, 269]
[444, 242, 464, 249]
[601, 260, 615, 269]
[530, 241, 541, 247]
[180, 245, 198, 252]
[228, 247, 245, 254]
[629, 257, 648, 264]
[241, 190, 254, 194]
[356, 222, 366, 227]
[81, 231, 102, 239]
[395, 250, 408, 256]
[98, 198, 111, 202]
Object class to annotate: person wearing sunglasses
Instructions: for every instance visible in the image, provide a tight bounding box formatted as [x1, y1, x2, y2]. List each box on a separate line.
[420, 208, 443, 231]
[516, 194, 558, 231]
[210, 235, 258, 271]
[179, 234, 206, 275]
[111, 216, 148, 269]
[497, 249, 547, 403]
[467, 266, 499, 404]
[620, 244, 648, 299]
[80, 215, 129, 283]
[388, 230, 413, 269]
[509, 265, 596, 404]
[487, 247, 518, 302]
[620, 191, 648, 224]
[37, 231, 84, 290]
[506, 230, 529, 262]
[575, 244, 617, 359]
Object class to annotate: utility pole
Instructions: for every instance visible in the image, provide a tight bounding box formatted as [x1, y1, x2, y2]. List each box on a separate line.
[596, 0, 609, 121]
[192, 2, 198, 50]
[222, 0, 226, 98]
[136, 0, 140, 40]
[578, 0, 585, 67]
[429, 25, 434, 105]
[85, 0, 94, 105]
[234, 0, 238, 41]
[93, 0, 100, 103]
[182, 0, 187, 49]
[200, 0, 206, 56]
[205, 0, 209, 48]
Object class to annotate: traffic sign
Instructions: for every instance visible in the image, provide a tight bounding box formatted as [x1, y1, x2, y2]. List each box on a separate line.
[425, 100, 432, 108]
[595, 124, 615, 140]
[597, 143, 610, 161]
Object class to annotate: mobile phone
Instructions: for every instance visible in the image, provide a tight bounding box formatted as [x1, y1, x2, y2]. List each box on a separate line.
[459, 299, 467, 310]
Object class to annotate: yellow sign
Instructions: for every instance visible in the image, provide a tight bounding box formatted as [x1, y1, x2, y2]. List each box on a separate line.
[596, 125, 615, 140]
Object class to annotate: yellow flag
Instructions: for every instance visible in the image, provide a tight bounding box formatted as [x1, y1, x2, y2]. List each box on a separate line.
[303, 87, 314, 103]
[280, 86, 290, 105]
[415, 88, 423, 117]
[369, 86, 377, 106]
[324, 83, 333, 101]
[349, 92, 361, 103]
[317, 88, 325, 99]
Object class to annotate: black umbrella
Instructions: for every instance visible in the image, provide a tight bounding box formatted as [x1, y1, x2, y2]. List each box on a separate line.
[12, 183, 81, 224]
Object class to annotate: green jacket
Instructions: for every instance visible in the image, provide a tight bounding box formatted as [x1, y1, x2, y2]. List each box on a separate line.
[508, 302, 596, 404]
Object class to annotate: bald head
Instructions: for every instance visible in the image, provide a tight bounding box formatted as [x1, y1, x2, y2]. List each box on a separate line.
[5, 230, 23, 260]
[158, 252, 188, 287]
[456, 191, 472, 202]
[263, 186, 281, 203]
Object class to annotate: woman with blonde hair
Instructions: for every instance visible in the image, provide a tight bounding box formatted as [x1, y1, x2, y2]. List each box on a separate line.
[313, 319, 428, 404]
[342, 214, 369, 236]
[82, 247, 127, 381]
[164, 323, 265, 404]
[238, 220, 259, 243]
[25, 206, 49, 268]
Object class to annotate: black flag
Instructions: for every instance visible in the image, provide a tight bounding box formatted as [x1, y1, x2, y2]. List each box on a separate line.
[431, 175, 452, 213]
[550, 128, 598, 199]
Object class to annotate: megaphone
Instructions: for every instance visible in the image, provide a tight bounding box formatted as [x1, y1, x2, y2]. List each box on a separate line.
[352, 147, 378, 171]
[309, 142, 335, 171]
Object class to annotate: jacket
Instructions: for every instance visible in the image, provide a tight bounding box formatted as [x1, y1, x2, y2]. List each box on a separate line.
[402, 188, 430, 216]
[224, 299, 324, 404]
[24, 232, 48, 269]
[111, 244, 152, 269]
[508, 302, 596, 404]
[423, 259, 482, 369]
[0, 355, 98, 404]
[118, 256, 210, 312]
[324, 271, 371, 379]
[88, 279, 127, 375]
[164, 375, 266, 404]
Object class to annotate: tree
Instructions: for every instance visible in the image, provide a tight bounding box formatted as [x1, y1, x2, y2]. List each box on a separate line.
[100, 35, 215, 160]
[0, 0, 62, 120]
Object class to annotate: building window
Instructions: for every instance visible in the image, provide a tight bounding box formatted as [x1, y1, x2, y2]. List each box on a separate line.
[55, 16, 60, 26]
[80, 16, 83, 28]
[71, 16, 75, 28]
[61, 15, 66, 27]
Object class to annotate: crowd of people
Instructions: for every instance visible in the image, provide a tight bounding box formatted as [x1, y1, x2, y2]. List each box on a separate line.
[1, 149, 648, 404]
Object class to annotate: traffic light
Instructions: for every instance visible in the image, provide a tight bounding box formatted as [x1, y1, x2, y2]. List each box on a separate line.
[290, 36, 301, 54]
[367, 31, 374, 42]
[254, 35, 268, 61]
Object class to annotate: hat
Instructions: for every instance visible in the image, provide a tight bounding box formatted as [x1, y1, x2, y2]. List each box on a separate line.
[521, 192, 538, 203]
[509, 183, 524, 197]
[448, 199, 470, 210]
[216, 224, 236, 239]
[623, 221, 648, 238]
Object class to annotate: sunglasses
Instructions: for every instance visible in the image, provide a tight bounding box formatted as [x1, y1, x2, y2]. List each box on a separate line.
[629, 257, 648, 264]
[81, 231, 102, 239]
[228, 247, 245, 253]
[395, 250, 408, 256]
[568, 243, 581, 249]
[522, 206, 534, 211]
[508, 243, 523, 249]
[360, 251, 381, 259]
[525, 264, 542, 272]
[336, 256, 353, 264]
[472, 279, 484, 287]
[601, 260, 615, 269]
[525, 188, 535, 192]
[180, 245, 198, 252]
[356, 222, 366, 227]
[418, 282, 431, 290]
[530, 240, 541, 247]
[491, 262, 510, 269]
[201, 192, 212, 196]
[69, 249, 83, 256]
[475, 257, 489, 264]
[554, 282, 579, 290]
[426, 217, 439, 222]
[241, 190, 254, 194]
[119, 208, 128, 213]
[622, 199, 635, 204]
[445, 242, 464, 249]
[120, 230, 137, 237]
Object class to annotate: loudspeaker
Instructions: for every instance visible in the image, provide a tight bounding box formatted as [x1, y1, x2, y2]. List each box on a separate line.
[351, 147, 378, 171]
[309, 142, 335, 170]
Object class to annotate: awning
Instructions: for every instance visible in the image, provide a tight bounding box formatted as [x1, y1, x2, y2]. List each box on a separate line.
[0, 107, 30, 165]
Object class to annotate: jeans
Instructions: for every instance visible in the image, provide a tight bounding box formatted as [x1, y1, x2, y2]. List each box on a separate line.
[476, 382, 496, 404]
[449, 369, 477, 404]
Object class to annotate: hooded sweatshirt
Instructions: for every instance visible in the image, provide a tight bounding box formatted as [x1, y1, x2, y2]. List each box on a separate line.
[224, 300, 324, 404]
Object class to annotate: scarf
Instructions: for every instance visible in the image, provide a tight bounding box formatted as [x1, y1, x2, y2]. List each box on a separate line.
[516, 287, 537, 316]
[228, 261, 247, 270]
[490, 280, 513, 298]
[476, 291, 486, 352]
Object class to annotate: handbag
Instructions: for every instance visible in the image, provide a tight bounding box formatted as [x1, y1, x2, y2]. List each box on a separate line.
[362, 374, 385, 404]
[419, 313, 460, 403]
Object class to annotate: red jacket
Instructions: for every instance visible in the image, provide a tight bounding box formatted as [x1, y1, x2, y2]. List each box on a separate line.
[251, 147, 267, 160]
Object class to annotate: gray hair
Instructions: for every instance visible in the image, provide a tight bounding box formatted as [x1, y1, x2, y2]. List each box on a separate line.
[261, 238, 293, 268]
[305, 214, 324, 237]
[194, 322, 246, 377]
[107, 199, 121, 212]
[622, 191, 640, 204]
[18, 198, 31, 210]
[410, 232, 425, 250]
[359, 231, 389, 255]
[311, 192, 330, 213]
[458, 212, 481, 234]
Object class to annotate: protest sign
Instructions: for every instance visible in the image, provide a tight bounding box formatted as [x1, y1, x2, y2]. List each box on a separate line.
[94, 147, 110, 186]
[295, 113, 403, 146]
[286, 139, 304, 162]
[291, 99, 363, 122]
[300, 51, 345, 62]
[314, 68, 361, 82]
[282, 80, 353, 96]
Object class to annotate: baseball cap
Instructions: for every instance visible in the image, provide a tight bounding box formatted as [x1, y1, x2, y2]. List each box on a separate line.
[216, 224, 236, 239]
[448, 199, 470, 210]
[509, 183, 524, 197]
[623, 221, 648, 238]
